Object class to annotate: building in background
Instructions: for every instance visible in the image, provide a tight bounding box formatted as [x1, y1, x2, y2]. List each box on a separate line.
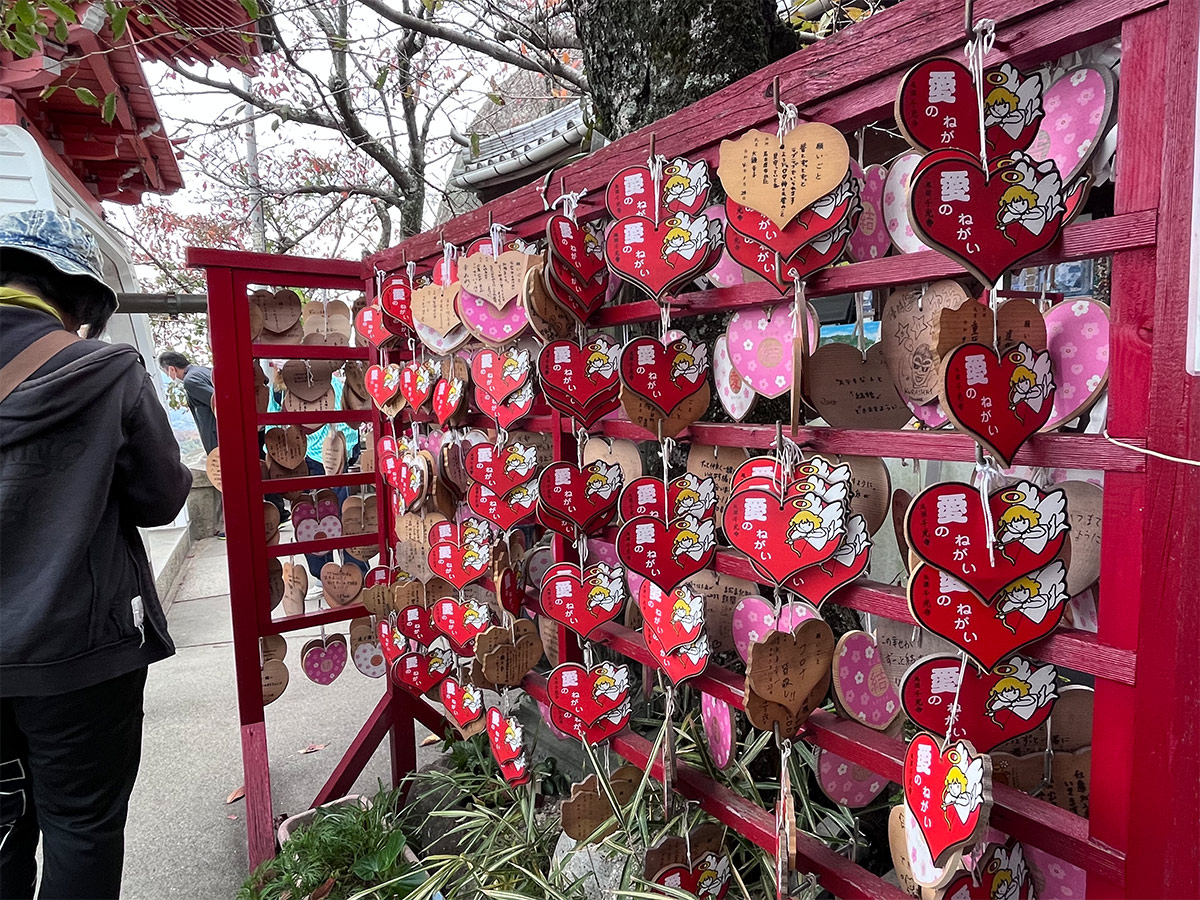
[0, 0, 261, 367]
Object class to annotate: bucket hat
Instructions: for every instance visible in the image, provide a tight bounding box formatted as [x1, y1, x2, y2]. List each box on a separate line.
[0, 209, 118, 308]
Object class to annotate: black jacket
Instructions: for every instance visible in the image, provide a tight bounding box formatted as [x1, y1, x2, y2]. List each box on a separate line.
[0, 306, 192, 696]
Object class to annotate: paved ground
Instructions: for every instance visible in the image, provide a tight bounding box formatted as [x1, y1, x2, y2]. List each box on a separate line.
[120, 537, 439, 899]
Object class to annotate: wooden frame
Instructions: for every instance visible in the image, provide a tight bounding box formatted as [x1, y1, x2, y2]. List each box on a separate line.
[193, 0, 1199, 893]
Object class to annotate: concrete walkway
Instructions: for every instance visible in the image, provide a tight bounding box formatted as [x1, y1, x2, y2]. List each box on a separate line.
[120, 538, 437, 899]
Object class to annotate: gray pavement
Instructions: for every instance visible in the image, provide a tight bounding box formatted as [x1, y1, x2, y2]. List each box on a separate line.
[121, 538, 438, 899]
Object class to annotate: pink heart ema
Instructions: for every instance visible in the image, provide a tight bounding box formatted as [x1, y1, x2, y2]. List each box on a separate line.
[460, 289, 529, 342]
[731, 595, 821, 664]
[726, 304, 817, 399]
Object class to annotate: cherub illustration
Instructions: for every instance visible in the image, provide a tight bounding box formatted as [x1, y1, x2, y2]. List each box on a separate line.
[503, 442, 537, 476]
[591, 662, 630, 702]
[427, 641, 453, 675]
[1006, 343, 1054, 417]
[995, 560, 1068, 628]
[669, 338, 708, 382]
[786, 495, 845, 553]
[460, 597, 491, 630]
[508, 380, 535, 406]
[693, 852, 731, 896]
[808, 173, 857, 221]
[676, 633, 710, 665]
[941, 744, 985, 826]
[584, 338, 619, 379]
[445, 378, 463, 406]
[586, 564, 626, 612]
[986, 657, 1058, 724]
[987, 842, 1031, 900]
[661, 157, 710, 209]
[600, 698, 632, 726]
[984, 64, 1043, 140]
[414, 362, 434, 393]
[459, 683, 483, 715]
[460, 518, 492, 551]
[503, 718, 524, 755]
[501, 348, 531, 382]
[585, 462, 622, 500]
[660, 212, 716, 263]
[994, 483, 1068, 562]
[672, 516, 716, 561]
[995, 152, 1065, 239]
[506, 483, 536, 509]
[669, 585, 705, 632]
[672, 473, 716, 519]
[828, 514, 870, 568]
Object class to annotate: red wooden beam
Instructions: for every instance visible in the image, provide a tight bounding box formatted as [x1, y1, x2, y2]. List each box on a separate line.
[186, 247, 363, 280]
[240, 723, 276, 868]
[369, 0, 1155, 273]
[259, 410, 375, 427]
[266, 534, 378, 557]
[601, 421, 1148, 474]
[262, 603, 369, 636]
[261, 473, 376, 493]
[251, 344, 371, 361]
[592, 212, 1155, 328]
[312, 692, 393, 808]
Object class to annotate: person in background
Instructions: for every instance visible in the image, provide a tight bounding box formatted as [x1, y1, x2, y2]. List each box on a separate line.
[158, 350, 222, 537]
[157, 350, 217, 456]
[0, 210, 192, 899]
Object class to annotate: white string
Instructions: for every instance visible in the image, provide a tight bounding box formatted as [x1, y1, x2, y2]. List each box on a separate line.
[854, 292, 866, 356]
[649, 153, 667, 225]
[489, 222, 509, 257]
[973, 454, 1003, 565]
[1103, 431, 1200, 467]
[550, 190, 588, 222]
[964, 18, 996, 171]
[441, 242, 458, 284]
[405, 261, 416, 284]
[777, 100, 799, 142]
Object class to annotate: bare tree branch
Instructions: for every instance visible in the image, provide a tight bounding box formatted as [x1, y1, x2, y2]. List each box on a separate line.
[356, 0, 588, 92]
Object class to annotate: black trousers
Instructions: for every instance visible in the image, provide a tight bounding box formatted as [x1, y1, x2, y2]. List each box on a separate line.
[0, 668, 147, 899]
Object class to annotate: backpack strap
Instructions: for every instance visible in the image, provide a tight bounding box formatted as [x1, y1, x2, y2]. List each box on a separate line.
[0, 330, 80, 404]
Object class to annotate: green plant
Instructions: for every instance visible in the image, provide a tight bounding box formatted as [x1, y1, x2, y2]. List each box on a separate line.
[237, 786, 425, 900]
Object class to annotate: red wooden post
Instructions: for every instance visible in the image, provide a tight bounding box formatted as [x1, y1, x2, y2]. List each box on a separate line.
[202, 261, 276, 867]
[1123, 2, 1200, 896]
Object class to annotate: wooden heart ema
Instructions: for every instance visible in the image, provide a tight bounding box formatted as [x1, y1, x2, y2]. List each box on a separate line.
[744, 617, 835, 735]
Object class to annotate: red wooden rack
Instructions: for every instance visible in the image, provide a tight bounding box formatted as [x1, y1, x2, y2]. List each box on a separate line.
[190, 0, 1200, 895]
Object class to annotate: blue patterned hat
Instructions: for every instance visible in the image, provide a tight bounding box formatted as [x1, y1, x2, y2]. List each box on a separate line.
[0, 209, 117, 307]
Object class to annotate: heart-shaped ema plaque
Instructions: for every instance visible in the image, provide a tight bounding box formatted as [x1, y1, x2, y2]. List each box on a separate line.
[717, 123, 851, 229]
[744, 617, 835, 736]
[908, 561, 1068, 670]
[896, 59, 1044, 159]
[902, 653, 1059, 753]
[902, 732, 992, 868]
[909, 149, 1066, 288]
[905, 481, 1069, 603]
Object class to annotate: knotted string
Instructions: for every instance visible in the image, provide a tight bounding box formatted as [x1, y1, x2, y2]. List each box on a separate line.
[550, 190, 588, 222]
[974, 451, 1003, 566]
[964, 17, 996, 171]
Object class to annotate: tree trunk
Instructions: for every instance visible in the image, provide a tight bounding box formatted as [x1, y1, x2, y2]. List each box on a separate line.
[575, 0, 797, 138]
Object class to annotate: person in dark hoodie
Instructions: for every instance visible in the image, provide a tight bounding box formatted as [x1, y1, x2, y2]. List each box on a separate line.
[0, 210, 192, 899]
